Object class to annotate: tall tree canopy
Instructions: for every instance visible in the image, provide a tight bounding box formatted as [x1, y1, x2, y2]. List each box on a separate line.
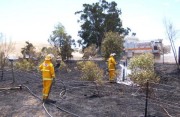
[75, 0, 130, 50]
[101, 31, 124, 60]
[48, 23, 75, 61]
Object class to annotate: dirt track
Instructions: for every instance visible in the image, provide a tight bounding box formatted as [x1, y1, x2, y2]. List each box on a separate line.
[0, 60, 180, 117]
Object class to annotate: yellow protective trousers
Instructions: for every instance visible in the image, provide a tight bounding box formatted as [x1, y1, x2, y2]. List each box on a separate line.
[43, 78, 53, 100]
[108, 56, 117, 81]
[109, 70, 116, 81]
[39, 60, 55, 100]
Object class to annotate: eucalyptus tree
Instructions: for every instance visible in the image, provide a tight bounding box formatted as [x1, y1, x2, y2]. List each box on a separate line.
[101, 31, 124, 60]
[75, 0, 130, 52]
[48, 23, 75, 61]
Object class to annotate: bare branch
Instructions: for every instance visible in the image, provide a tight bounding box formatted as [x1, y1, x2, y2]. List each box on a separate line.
[163, 18, 179, 69]
[0, 33, 15, 72]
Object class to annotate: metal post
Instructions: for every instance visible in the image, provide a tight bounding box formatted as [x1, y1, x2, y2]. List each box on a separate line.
[145, 81, 149, 117]
[2, 70, 3, 80]
[163, 48, 164, 64]
[178, 47, 180, 66]
[10, 60, 15, 83]
[126, 59, 128, 77]
[122, 68, 125, 81]
[0, 69, 3, 80]
[122, 61, 126, 81]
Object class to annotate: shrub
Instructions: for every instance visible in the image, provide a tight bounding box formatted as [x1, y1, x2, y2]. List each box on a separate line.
[77, 61, 104, 85]
[59, 60, 70, 72]
[128, 53, 159, 86]
[0, 52, 6, 69]
[76, 61, 84, 70]
[15, 59, 37, 71]
[82, 44, 97, 59]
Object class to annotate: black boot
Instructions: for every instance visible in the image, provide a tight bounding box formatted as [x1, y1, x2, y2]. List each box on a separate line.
[46, 99, 56, 104]
[43, 99, 46, 102]
[43, 99, 50, 104]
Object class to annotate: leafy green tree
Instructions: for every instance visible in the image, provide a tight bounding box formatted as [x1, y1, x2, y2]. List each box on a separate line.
[41, 47, 60, 57]
[39, 46, 60, 65]
[77, 39, 82, 48]
[48, 23, 66, 48]
[101, 31, 124, 60]
[48, 23, 75, 61]
[75, 0, 130, 51]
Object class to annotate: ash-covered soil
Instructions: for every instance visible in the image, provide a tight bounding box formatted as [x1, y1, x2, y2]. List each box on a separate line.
[0, 60, 180, 117]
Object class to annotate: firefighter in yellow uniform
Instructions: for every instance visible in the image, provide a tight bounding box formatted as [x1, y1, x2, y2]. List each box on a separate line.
[39, 54, 56, 103]
[108, 53, 117, 83]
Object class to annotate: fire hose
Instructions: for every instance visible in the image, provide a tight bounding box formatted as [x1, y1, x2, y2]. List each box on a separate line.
[0, 85, 22, 90]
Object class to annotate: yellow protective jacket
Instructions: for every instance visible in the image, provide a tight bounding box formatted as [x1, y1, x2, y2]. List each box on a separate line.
[39, 60, 55, 80]
[108, 56, 117, 71]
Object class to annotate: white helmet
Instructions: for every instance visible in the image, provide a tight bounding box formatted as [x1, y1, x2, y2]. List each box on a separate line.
[110, 53, 116, 56]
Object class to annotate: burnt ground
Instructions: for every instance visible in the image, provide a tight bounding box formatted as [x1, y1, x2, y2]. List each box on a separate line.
[0, 60, 180, 117]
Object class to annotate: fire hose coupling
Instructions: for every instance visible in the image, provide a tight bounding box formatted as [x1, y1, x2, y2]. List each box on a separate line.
[10, 85, 22, 90]
[18, 85, 22, 90]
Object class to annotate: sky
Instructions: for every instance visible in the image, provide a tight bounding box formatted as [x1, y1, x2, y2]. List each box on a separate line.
[0, 0, 180, 49]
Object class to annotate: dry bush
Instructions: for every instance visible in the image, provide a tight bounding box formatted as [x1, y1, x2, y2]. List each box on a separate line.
[77, 61, 104, 85]
[83, 44, 97, 59]
[76, 61, 84, 70]
[15, 59, 37, 71]
[128, 53, 160, 86]
[59, 61, 70, 72]
[0, 52, 6, 69]
[0, 33, 15, 69]
[163, 45, 171, 54]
